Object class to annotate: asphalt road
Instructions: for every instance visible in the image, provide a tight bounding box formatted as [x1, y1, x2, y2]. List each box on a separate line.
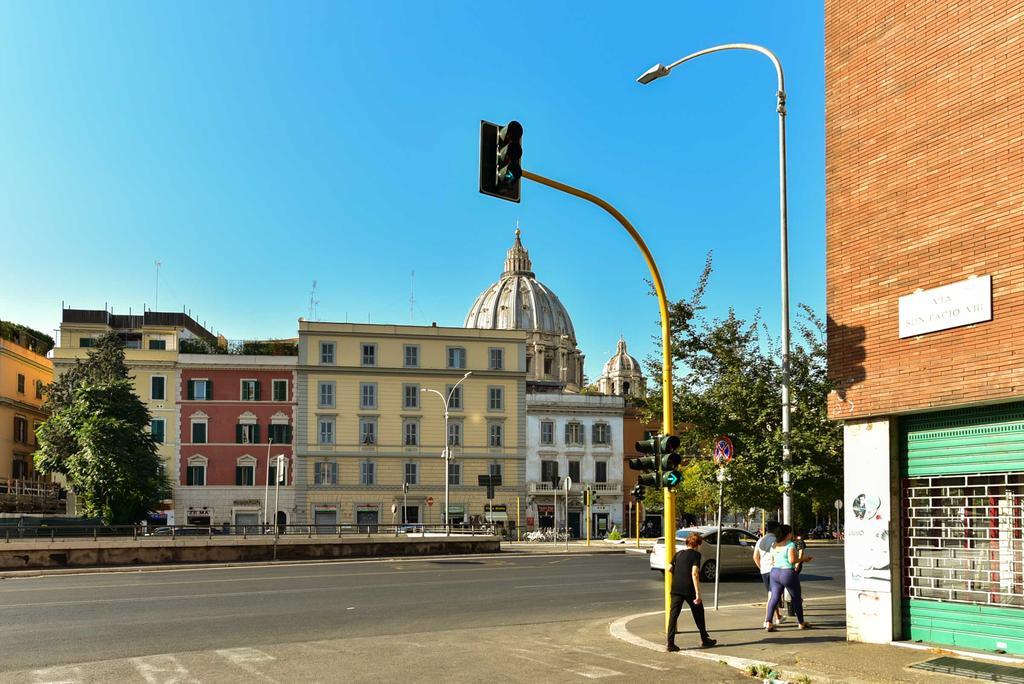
[0, 546, 845, 681]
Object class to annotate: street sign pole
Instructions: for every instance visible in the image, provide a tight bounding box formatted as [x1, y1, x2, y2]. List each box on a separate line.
[714, 466, 725, 610]
[564, 476, 571, 551]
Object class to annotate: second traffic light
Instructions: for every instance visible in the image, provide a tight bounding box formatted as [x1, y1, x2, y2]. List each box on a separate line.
[479, 120, 524, 203]
[629, 434, 682, 489]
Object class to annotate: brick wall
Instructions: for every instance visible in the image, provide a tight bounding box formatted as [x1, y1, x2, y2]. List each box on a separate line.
[825, 0, 1024, 420]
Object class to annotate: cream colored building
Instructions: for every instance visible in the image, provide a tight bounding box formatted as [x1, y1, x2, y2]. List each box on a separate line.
[54, 309, 220, 523]
[295, 321, 527, 529]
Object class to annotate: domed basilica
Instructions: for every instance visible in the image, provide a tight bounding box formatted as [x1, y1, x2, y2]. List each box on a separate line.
[465, 230, 586, 392]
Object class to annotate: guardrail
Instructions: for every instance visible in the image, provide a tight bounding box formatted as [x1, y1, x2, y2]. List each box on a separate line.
[1, 523, 504, 542]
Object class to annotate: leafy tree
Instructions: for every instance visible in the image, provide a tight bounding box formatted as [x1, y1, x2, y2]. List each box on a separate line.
[35, 333, 171, 524]
[644, 256, 842, 530]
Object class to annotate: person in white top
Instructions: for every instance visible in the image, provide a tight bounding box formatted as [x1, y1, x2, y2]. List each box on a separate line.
[753, 521, 785, 625]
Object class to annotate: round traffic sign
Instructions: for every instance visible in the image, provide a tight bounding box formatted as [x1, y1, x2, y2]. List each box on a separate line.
[713, 435, 734, 465]
[427, 496, 434, 507]
[834, 498, 843, 511]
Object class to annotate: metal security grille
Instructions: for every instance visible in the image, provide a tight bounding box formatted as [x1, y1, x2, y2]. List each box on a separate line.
[903, 472, 1024, 608]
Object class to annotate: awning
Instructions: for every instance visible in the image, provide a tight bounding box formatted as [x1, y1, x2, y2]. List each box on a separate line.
[447, 505, 465, 514]
[484, 512, 509, 521]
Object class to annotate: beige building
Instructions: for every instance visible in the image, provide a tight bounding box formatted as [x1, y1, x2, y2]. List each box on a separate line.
[54, 309, 220, 523]
[295, 321, 527, 529]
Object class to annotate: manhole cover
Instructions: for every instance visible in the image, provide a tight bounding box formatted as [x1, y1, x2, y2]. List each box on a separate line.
[909, 656, 1024, 683]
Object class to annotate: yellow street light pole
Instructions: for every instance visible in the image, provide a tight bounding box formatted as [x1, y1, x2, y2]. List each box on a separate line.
[521, 169, 676, 632]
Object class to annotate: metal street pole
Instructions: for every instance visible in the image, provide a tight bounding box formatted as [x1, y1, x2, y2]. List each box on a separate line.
[714, 466, 725, 610]
[273, 454, 283, 561]
[636, 44, 794, 524]
[522, 169, 675, 632]
[263, 438, 274, 527]
[422, 372, 471, 533]
[553, 479, 558, 546]
[564, 476, 570, 552]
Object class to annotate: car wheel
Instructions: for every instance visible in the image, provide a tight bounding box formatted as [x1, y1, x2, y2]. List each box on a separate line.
[701, 560, 716, 582]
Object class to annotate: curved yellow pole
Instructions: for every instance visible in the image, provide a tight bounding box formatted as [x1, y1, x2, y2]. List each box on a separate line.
[522, 169, 676, 633]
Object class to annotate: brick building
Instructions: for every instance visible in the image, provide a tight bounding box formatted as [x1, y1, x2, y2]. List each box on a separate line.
[826, 2, 1024, 653]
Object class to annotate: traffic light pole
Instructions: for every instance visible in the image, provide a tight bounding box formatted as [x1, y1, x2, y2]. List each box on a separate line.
[521, 169, 676, 632]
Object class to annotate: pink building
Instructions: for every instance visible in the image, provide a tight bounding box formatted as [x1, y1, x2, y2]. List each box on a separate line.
[177, 353, 296, 527]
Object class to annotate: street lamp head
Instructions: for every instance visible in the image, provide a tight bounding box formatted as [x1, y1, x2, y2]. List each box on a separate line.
[636, 63, 670, 85]
[463, 371, 472, 379]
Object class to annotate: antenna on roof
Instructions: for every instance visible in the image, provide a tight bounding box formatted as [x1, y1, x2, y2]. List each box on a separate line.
[309, 280, 320, 321]
[409, 270, 416, 323]
[154, 260, 162, 311]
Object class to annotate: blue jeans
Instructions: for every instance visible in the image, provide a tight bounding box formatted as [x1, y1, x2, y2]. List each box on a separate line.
[766, 568, 804, 623]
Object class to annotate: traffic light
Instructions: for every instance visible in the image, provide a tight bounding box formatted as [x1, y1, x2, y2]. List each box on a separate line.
[630, 483, 645, 500]
[479, 120, 523, 202]
[629, 434, 682, 488]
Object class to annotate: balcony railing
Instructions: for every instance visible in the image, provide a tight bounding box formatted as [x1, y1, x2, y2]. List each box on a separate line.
[528, 481, 622, 495]
[0, 477, 66, 514]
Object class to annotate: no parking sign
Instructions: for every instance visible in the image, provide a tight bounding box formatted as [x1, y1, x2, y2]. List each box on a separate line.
[712, 435, 734, 465]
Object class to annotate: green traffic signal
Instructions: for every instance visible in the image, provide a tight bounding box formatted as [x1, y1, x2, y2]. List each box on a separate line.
[662, 470, 682, 488]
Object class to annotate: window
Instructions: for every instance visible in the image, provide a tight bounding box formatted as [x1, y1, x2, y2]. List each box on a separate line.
[186, 459, 206, 486]
[489, 348, 504, 370]
[565, 421, 583, 446]
[403, 420, 418, 447]
[360, 461, 375, 485]
[360, 418, 377, 446]
[361, 343, 377, 366]
[446, 385, 463, 410]
[241, 380, 259, 401]
[541, 460, 559, 484]
[320, 342, 335, 364]
[235, 458, 256, 486]
[148, 339, 166, 350]
[12, 459, 29, 479]
[319, 381, 335, 408]
[318, 418, 335, 445]
[189, 379, 211, 400]
[268, 459, 286, 486]
[447, 347, 466, 369]
[592, 423, 610, 446]
[151, 376, 165, 401]
[404, 462, 419, 485]
[237, 423, 258, 444]
[191, 421, 208, 444]
[360, 383, 377, 409]
[540, 420, 554, 445]
[272, 379, 288, 402]
[447, 421, 462, 447]
[595, 461, 608, 483]
[315, 461, 338, 485]
[544, 356, 553, 375]
[403, 384, 419, 409]
[488, 387, 504, 411]
[17, 374, 25, 394]
[404, 345, 419, 368]
[150, 419, 165, 444]
[489, 422, 503, 448]
[80, 337, 95, 348]
[568, 460, 581, 482]
[448, 462, 461, 486]
[269, 424, 291, 444]
[489, 463, 503, 481]
[34, 380, 44, 400]
[13, 416, 28, 444]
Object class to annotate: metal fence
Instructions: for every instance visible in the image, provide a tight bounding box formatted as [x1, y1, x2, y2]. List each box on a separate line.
[2, 523, 502, 542]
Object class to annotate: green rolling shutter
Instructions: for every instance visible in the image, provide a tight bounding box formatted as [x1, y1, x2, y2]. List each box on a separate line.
[901, 401, 1024, 477]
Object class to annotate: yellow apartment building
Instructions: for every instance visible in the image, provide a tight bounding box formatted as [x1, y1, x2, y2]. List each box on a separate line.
[295, 320, 527, 530]
[54, 309, 220, 523]
[0, 323, 53, 486]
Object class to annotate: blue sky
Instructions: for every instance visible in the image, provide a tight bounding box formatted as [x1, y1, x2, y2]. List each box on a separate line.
[0, 2, 824, 381]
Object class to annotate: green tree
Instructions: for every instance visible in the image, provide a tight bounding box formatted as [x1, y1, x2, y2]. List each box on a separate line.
[35, 333, 171, 524]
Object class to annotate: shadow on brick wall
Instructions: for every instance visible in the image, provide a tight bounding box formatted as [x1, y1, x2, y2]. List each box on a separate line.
[826, 314, 866, 415]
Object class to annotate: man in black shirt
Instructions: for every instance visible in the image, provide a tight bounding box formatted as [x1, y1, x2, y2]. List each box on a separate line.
[666, 532, 717, 651]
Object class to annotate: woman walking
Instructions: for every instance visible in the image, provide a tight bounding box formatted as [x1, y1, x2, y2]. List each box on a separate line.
[763, 524, 814, 631]
[667, 532, 717, 650]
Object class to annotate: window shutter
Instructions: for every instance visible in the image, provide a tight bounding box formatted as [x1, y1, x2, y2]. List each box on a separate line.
[253, 424, 261, 444]
[235, 467, 243, 486]
[331, 462, 338, 484]
[206, 380, 213, 399]
[187, 380, 195, 400]
[314, 464, 322, 485]
[254, 381, 261, 401]
[236, 424, 243, 444]
[285, 425, 292, 444]
[565, 424, 571, 444]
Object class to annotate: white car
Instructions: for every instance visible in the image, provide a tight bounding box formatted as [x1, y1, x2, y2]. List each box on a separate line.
[649, 526, 761, 582]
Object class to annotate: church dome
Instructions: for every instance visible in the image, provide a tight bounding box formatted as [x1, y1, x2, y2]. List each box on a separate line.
[602, 337, 641, 375]
[464, 230, 576, 339]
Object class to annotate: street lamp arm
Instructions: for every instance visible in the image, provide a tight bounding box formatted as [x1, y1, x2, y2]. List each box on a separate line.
[662, 43, 785, 94]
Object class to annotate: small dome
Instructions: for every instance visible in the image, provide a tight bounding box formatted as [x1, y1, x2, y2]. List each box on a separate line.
[603, 337, 640, 375]
[464, 230, 576, 339]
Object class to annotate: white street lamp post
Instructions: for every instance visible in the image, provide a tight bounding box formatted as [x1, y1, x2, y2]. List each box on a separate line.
[637, 44, 794, 524]
[423, 371, 472, 531]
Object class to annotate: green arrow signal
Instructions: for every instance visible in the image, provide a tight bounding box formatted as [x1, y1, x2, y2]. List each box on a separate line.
[663, 471, 682, 488]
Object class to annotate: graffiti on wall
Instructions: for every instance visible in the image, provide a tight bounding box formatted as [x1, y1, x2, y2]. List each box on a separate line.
[846, 492, 891, 592]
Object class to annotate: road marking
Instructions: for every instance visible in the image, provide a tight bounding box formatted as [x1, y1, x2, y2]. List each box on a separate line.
[509, 649, 623, 679]
[31, 665, 83, 684]
[215, 648, 278, 683]
[132, 655, 199, 684]
[575, 666, 622, 679]
[564, 644, 669, 671]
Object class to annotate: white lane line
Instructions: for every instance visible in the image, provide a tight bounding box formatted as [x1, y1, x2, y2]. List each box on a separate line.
[564, 644, 669, 671]
[575, 666, 623, 679]
[31, 665, 83, 684]
[215, 648, 278, 683]
[513, 578, 634, 589]
[510, 650, 623, 679]
[132, 655, 200, 684]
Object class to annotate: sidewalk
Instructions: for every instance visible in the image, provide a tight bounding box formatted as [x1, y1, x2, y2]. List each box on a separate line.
[611, 594, 1024, 683]
[502, 540, 630, 555]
